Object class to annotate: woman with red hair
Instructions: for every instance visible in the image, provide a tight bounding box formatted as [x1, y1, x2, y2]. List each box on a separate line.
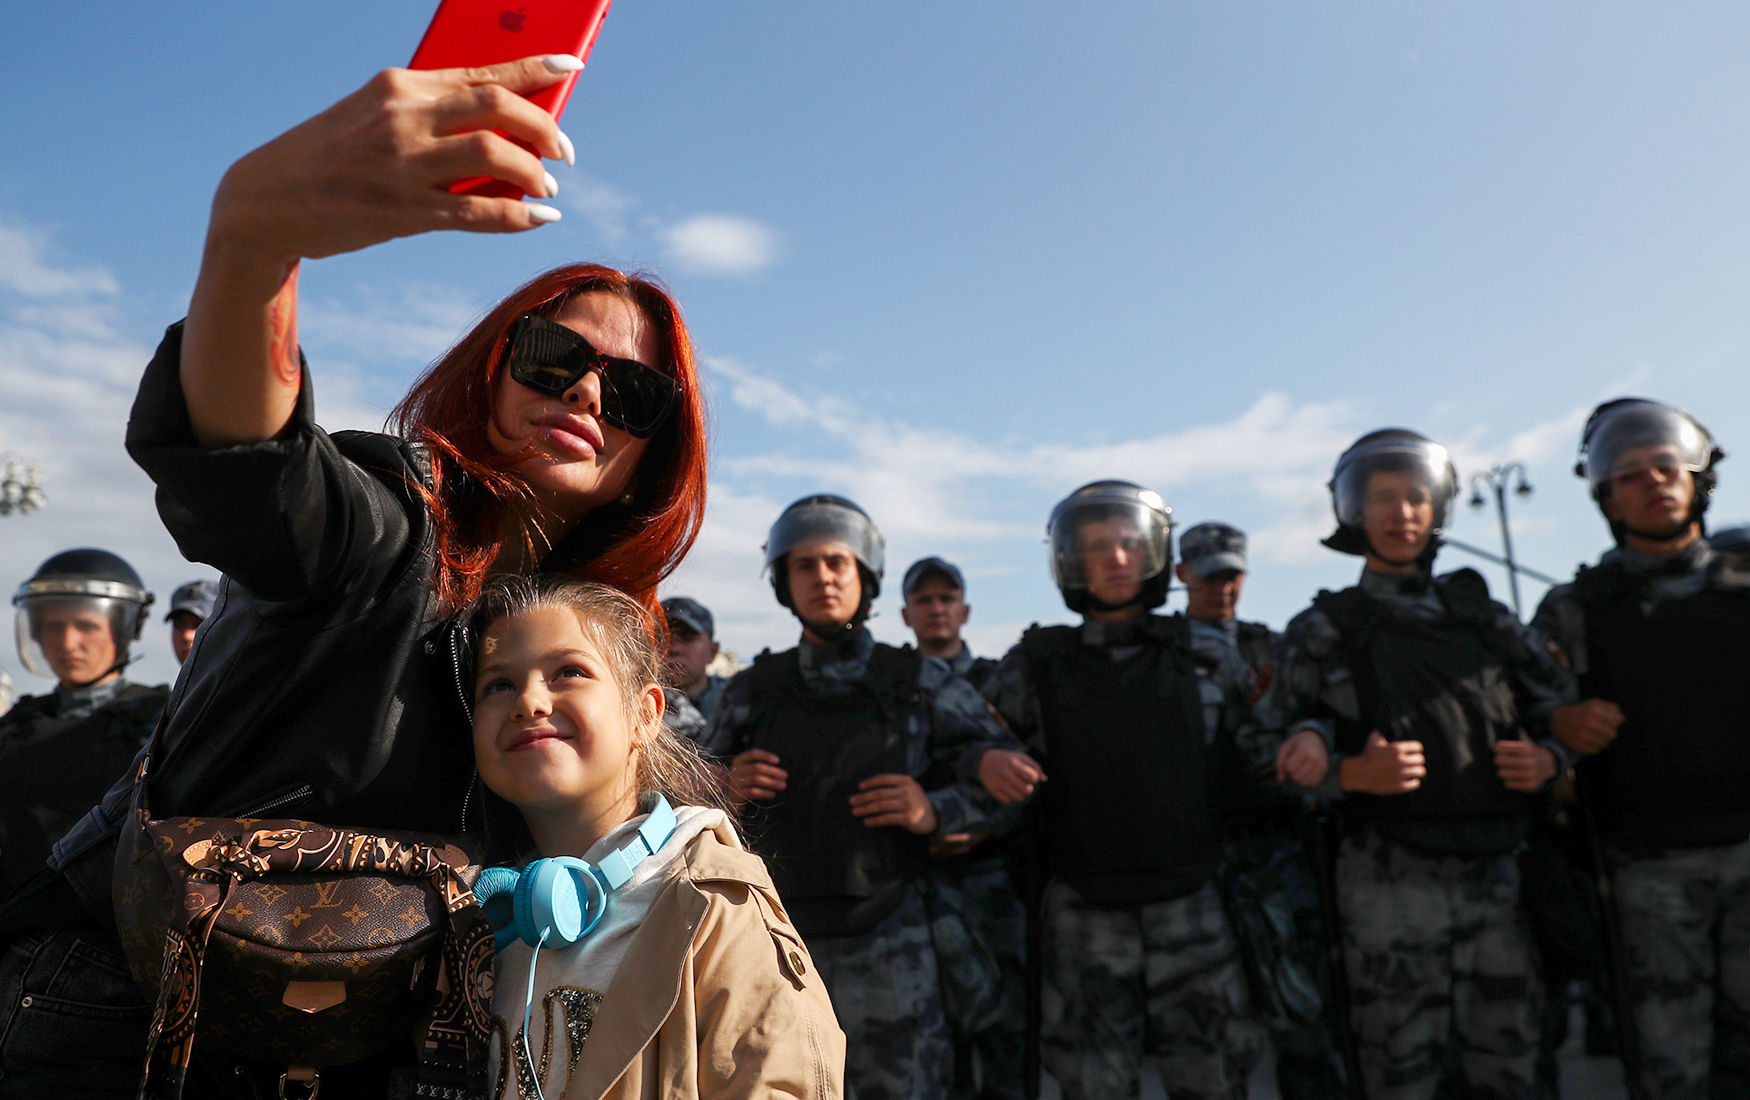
[0, 56, 709, 1098]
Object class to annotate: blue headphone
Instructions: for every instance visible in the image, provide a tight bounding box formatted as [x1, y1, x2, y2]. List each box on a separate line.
[473, 795, 679, 952]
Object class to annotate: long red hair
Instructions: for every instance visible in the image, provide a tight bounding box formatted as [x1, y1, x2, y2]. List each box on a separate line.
[390, 264, 707, 616]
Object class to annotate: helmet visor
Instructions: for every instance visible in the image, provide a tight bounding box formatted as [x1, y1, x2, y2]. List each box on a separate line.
[1049, 501, 1172, 596]
[765, 500, 885, 580]
[1332, 440, 1457, 531]
[15, 595, 126, 681]
[1583, 403, 1712, 492]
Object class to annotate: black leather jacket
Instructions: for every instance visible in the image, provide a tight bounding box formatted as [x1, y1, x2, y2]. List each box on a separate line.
[45, 322, 629, 901]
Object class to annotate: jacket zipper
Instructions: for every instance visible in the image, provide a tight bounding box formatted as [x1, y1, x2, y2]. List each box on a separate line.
[449, 621, 477, 833]
[238, 785, 315, 819]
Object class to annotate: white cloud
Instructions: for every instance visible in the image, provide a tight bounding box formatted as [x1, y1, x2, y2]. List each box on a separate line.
[298, 284, 488, 432]
[0, 223, 196, 691]
[0, 219, 118, 299]
[562, 172, 638, 246]
[658, 215, 779, 277]
[706, 357, 1361, 557]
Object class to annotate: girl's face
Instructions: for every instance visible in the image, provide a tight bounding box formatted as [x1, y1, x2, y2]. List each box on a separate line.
[488, 292, 660, 528]
[471, 606, 657, 825]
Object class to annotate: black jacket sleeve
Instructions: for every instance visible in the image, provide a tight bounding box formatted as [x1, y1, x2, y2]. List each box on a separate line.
[125, 322, 417, 617]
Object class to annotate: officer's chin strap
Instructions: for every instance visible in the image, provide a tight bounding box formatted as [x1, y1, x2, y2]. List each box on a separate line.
[793, 593, 873, 643]
[1620, 518, 1701, 547]
[1361, 532, 1442, 573]
[64, 652, 137, 692]
[1081, 590, 1144, 614]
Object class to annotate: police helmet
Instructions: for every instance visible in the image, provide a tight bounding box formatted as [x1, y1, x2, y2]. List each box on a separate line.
[1576, 399, 1722, 535]
[12, 548, 154, 681]
[1323, 429, 1459, 560]
[1047, 481, 1174, 613]
[763, 495, 886, 612]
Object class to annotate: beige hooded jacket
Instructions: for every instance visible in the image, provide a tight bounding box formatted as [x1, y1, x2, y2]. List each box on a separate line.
[552, 816, 845, 1100]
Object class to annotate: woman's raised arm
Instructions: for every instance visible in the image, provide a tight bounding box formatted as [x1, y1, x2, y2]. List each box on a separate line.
[181, 55, 579, 446]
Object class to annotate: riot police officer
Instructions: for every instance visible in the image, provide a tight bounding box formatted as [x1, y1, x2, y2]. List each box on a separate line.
[661, 596, 728, 721]
[901, 557, 998, 688]
[0, 549, 167, 895]
[701, 496, 1020, 1100]
[980, 482, 1264, 1100]
[1258, 431, 1572, 1100]
[1176, 522, 1347, 1100]
[900, 555, 1024, 1100]
[1532, 399, 1750, 1099]
[164, 579, 217, 665]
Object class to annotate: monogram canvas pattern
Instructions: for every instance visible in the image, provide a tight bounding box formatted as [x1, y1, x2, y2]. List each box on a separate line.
[116, 797, 494, 1100]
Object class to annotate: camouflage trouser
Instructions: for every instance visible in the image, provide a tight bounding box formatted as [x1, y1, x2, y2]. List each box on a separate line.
[925, 853, 1026, 1100]
[1337, 829, 1539, 1100]
[1222, 830, 1349, 1100]
[1607, 835, 1750, 1100]
[809, 883, 952, 1100]
[1040, 878, 1263, 1100]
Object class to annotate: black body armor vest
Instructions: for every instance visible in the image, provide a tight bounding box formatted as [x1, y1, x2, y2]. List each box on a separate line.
[0, 683, 165, 894]
[733, 643, 927, 939]
[1234, 621, 1274, 682]
[1317, 569, 1535, 856]
[1023, 615, 1218, 906]
[1575, 550, 1750, 847]
[964, 655, 1000, 695]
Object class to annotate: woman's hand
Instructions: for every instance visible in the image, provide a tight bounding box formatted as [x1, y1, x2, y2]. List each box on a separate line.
[211, 55, 577, 263]
[183, 55, 582, 447]
[727, 749, 787, 804]
[850, 774, 939, 834]
[978, 748, 1046, 804]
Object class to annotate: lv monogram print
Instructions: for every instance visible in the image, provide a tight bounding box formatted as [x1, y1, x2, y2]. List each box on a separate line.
[115, 804, 492, 1091]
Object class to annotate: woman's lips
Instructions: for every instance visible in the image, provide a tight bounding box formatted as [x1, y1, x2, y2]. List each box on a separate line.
[535, 414, 605, 459]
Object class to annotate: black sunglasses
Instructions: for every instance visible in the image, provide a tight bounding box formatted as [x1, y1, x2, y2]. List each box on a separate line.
[502, 312, 680, 439]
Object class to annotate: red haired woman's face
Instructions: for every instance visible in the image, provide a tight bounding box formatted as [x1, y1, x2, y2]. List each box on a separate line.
[488, 291, 658, 526]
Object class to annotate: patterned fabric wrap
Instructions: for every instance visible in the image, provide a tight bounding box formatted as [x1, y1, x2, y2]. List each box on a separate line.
[114, 775, 494, 1100]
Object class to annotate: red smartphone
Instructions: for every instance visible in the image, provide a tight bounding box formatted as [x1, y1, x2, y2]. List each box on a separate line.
[409, 0, 614, 198]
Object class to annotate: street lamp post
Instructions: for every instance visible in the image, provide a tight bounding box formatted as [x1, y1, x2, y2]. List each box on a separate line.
[1468, 462, 1533, 617]
[0, 454, 47, 517]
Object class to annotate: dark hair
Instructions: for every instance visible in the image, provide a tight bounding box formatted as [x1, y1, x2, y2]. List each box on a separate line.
[467, 575, 734, 861]
[391, 264, 709, 617]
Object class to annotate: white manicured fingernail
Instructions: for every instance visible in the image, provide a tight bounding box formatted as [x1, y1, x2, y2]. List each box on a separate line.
[526, 203, 563, 224]
[542, 172, 559, 198]
[543, 55, 584, 73]
[556, 130, 576, 167]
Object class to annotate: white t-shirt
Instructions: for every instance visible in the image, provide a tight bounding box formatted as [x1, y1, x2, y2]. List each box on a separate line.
[486, 803, 731, 1099]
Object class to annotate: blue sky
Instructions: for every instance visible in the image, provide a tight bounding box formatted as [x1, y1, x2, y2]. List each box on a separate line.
[3, 1, 1749, 690]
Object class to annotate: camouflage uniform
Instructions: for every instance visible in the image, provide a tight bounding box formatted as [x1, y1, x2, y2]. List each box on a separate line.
[1251, 568, 1575, 1100]
[1189, 617, 1348, 1100]
[691, 673, 729, 724]
[701, 626, 1019, 1100]
[0, 677, 166, 895]
[1533, 538, 1750, 1100]
[984, 614, 1264, 1100]
[920, 646, 1026, 1100]
[661, 686, 707, 742]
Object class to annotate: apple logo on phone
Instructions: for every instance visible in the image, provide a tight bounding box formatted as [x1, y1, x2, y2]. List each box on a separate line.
[499, 8, 526, 32]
